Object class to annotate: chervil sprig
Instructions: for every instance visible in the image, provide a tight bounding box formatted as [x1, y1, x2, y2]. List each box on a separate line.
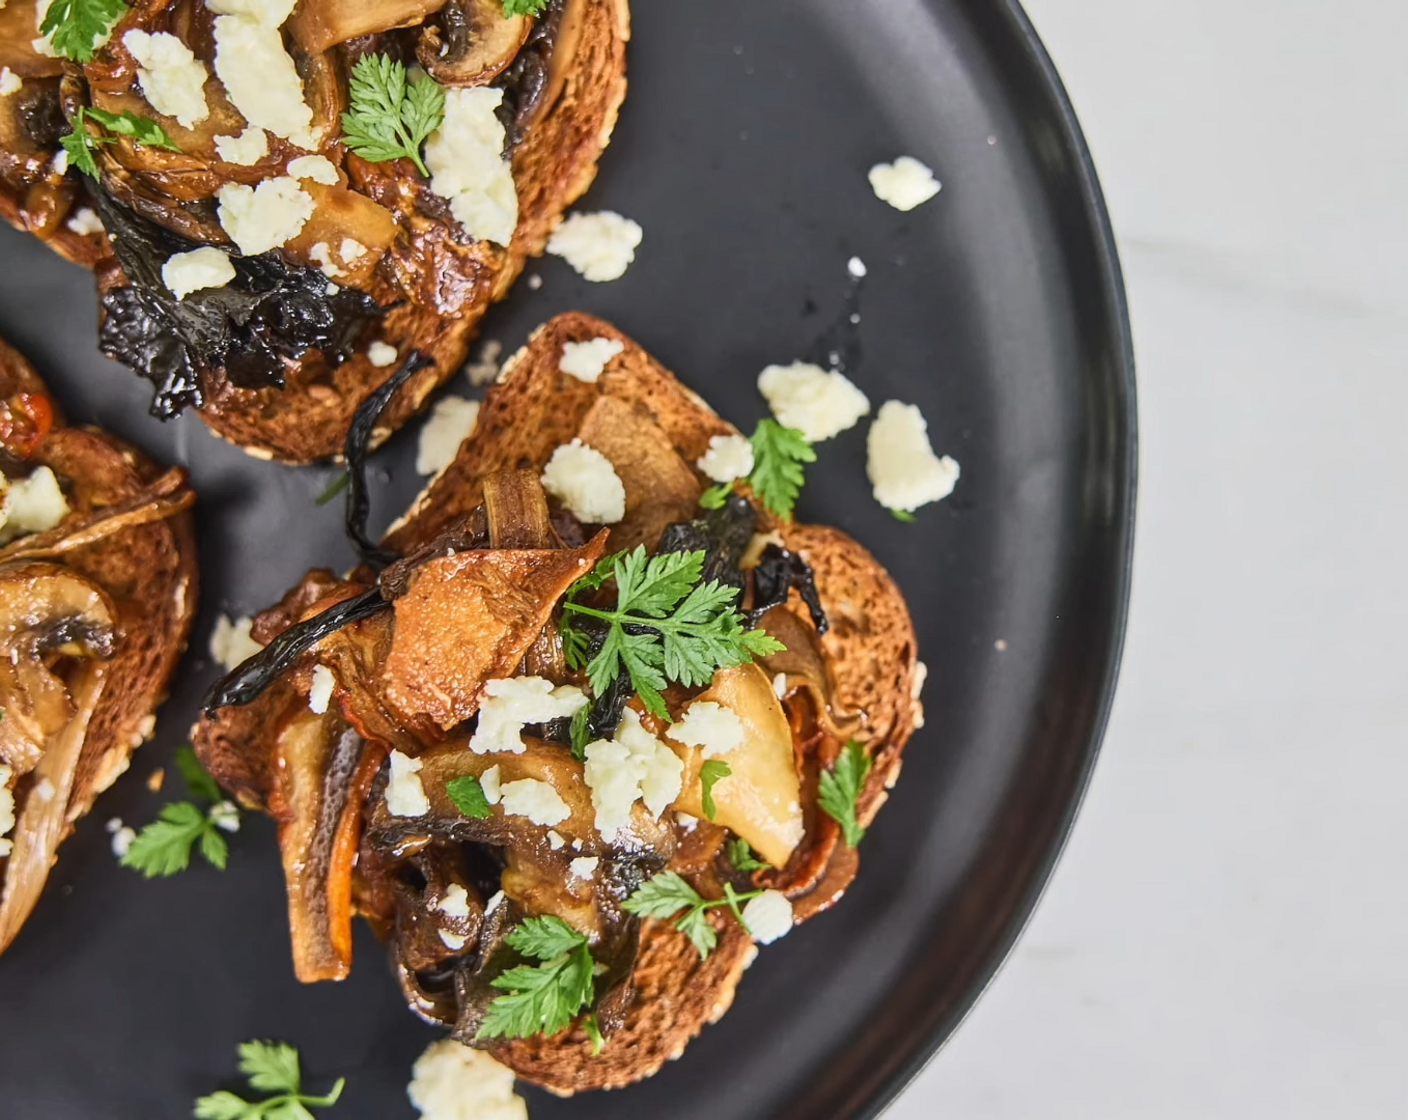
[503, 0, 550, 14]
[62, 106, 181, 178]
[817, 739, 872, 848]
[622, 871, 766, 960]
[193, 1040, 345, 1120]
[697, 420, 817, 520]
[479, 916, 596, 1041]
[699, 759, 731, 821]
[40, 0, 127, 63]
[727, 837, 771, 873]
[341, 54, 445, 178]
[121, 747, 240, 878]
[446, 775, 492, 819]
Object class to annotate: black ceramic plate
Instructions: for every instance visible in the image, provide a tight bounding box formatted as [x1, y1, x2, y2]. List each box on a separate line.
[0, 1, 1134, 1116]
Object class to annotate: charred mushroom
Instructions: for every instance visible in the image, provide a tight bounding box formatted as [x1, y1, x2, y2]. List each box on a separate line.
[417, 0, 532, 87]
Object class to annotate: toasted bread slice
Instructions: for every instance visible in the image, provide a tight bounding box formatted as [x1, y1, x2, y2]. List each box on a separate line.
[0, 336, 198, 955]
[195, 312, 918, 1092]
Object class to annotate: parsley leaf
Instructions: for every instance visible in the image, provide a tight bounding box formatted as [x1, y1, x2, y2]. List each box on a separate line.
[568, 704, 592, 761]
[503, 0, 550, 15]
[121, 802, 227, 877]
[622, 871, 766, 961]
[341, 54, 445, 179]
[40, 0, 127, 63]
[727, 837, 771, 873]
[584, 1013, 605, 1056]
[891, 509, 917, 523]
[562, 547, 785, 720]
[699, 759, 731, 821]
[446, 775, 492, 819]
[479, 916, 596, 1041]
[176, 744, 223, 804]
[818, 739, 873, 848]
[62, 106, 181, 179]
[747, 419, 816, 520]
[698, 482, 733, 510]
[194, 1040, 345, 1120]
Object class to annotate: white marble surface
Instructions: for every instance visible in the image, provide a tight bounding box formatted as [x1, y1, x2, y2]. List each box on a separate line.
[891, 2, 1408, 1116]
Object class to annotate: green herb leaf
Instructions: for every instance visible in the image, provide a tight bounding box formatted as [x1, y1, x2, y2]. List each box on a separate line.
[727, 837, 771, 873]
[584, 1013, 605, 1056]
[315, 472, 348, 507]
[62, 106, 181, 179]
[818, 739, 873, 848]
[446, 775, 492, 819]
[503, 0, 550, 15]
[698, 482, 733, 510]
[238, 1040, 301, 1095]
[40, 0, 127, 62]
[121, 802, 219, 878]
[193, 1091, 255, 1120]
[747, 419, 816, 519]
[699, 759, 731, 821]
[562, 547, 785, 720]
[195, 1041, 343, 1120]
[622, 871, 767, 961]
[891, 509, 916, 523]
[175, 745, 223, 804]
[341, 54, 445, 178]
[569, 704, 592, 762]
[479, 917, 595, 1040]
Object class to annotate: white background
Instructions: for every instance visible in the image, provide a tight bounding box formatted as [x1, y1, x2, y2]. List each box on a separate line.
[892, 2, 1408, 1116]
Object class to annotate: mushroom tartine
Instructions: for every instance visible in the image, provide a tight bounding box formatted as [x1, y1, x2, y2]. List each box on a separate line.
[0, 336, 197, 957]
[194, 314, 920, 1094]
[0, 0, 630, 462]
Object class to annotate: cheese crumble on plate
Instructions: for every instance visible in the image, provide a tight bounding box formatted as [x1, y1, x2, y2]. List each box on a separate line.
[540, 440, 627, 525]
[758, 362, 871, 442]
[547, 211, 643, 282]
[408, 1039, 527, 1120]
[866, 400, 961, 512]
[869, 155, 942, 211]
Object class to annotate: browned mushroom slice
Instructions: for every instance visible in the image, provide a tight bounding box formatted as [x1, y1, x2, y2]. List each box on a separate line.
[291, 0, 446, 53]
[417, 0, 532, 87]
[0, 562, 117, 953]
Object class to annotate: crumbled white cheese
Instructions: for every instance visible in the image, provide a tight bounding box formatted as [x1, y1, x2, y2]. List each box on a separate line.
[424, 87, 519, 247]
[546, 211, 642, 282]
[669, 700, 746, 759]
[105, 817, 136, 859]
[161, 247, 236, 300]
[367, 340, 399, 368]
[386, 750, 431, 817]
[546, 829, 565, 850]
[583, 709, 683, 842]
[416, 396, 480, 477]
[847, 256, 868, 279]
[208, 800, 240, 833]
[308, 241, 342, 278]
[437, 884, 472, 920]
[340, 238, 367, 263]
[742, 889, 794, 944]
[911, 660, 928, 730]
[307, 664, 335, 715]
[558, 337, 624, 384]
[675, 811, 698, 831]
[287, 153, 338, 185]
[540, 439, 626, 525]
[498, 778, 570, 827]
[869, 155, 941, 211]
[758, 362, 871, 442]
[485, 890, 505, 915]
[569, 856, 599, 881]
[51, 149, 68, 176]
[211, 7, 317, 148]
[0, 764, 14, 859]
[122, 30, 209, 128]
[0, 69, 21, 97]
[65, 207, 104, 236]
[205, 0, 298, 20]
[439, 929, 469, 952]
[469, 677, 588, 756]
[866, 400, 961, 512]
[696, 433, 754, 484]
[1, 466, 69, 535]
[209, 614, 262, 672]
[216, 177, 314, 255]
[214, 126, 268, 165]
[480, 765, 502, 805]
[408, 1039, 527, 1120]
[773, 672, 787, 699]
[466, 339, 503, 386]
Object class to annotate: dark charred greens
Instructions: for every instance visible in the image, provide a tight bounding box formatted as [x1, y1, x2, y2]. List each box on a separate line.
[493, 0, 564, 146]
[95, 196, 382, 418]
[750, 543, 828, 634]
[656, 493, 757, 591]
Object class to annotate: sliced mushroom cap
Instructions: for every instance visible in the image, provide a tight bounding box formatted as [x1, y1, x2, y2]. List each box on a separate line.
[417, 0, 531, 87]
[291, 0, 446, 55]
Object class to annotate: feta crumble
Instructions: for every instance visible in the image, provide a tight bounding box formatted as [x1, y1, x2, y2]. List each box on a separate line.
[209, 801, 241, 833]
[773, 672, 787, 699]
[214, 126, 268, 165]
[408, 1039, 527, 1120]
[341, 238, 367, 262]
[546, 829, 565, 850]
[540, 440, 626, 525]
[416, 396, 480, 477]
[0, 69, 22, 97]
[559, 337, 624, 384]
[439, 929, 469, 952]
[211, 10, 318, 149]
[122, 30, 209, 128]
[741, 889, 794, 944]
[2, 466, 69, 535]
[498, 778, 570, 827]
[0, 764, 14, 859]
[437, 884, 472, 920]
[480, 765, 502, 805]
[869, 155, 942, 211]
[669, 700, 745, 759]
[758, 362, 870, 442]
[424, 87, 519, 247]
[106, 817, 136, 859]
[569, 856, 599, 881]
[210, 614, 262, 672]
[307, 664, 335, 715]
[308, 241, 342, 278]
[547, 211, 642, 282]
[583, 709, 683, 841]
[161, 247, 236, 300]
[696, 433, 754, 484]
[386, 750, 431, 817]
[287, 154, 339, 185]
[469, 677, 588, 755]
[216, 177, 314, 256]
[847, 255, 868, 279]
[65, 207, 104, 236]
[367, 340, 399, 368]
[866, 400, 961, 512]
